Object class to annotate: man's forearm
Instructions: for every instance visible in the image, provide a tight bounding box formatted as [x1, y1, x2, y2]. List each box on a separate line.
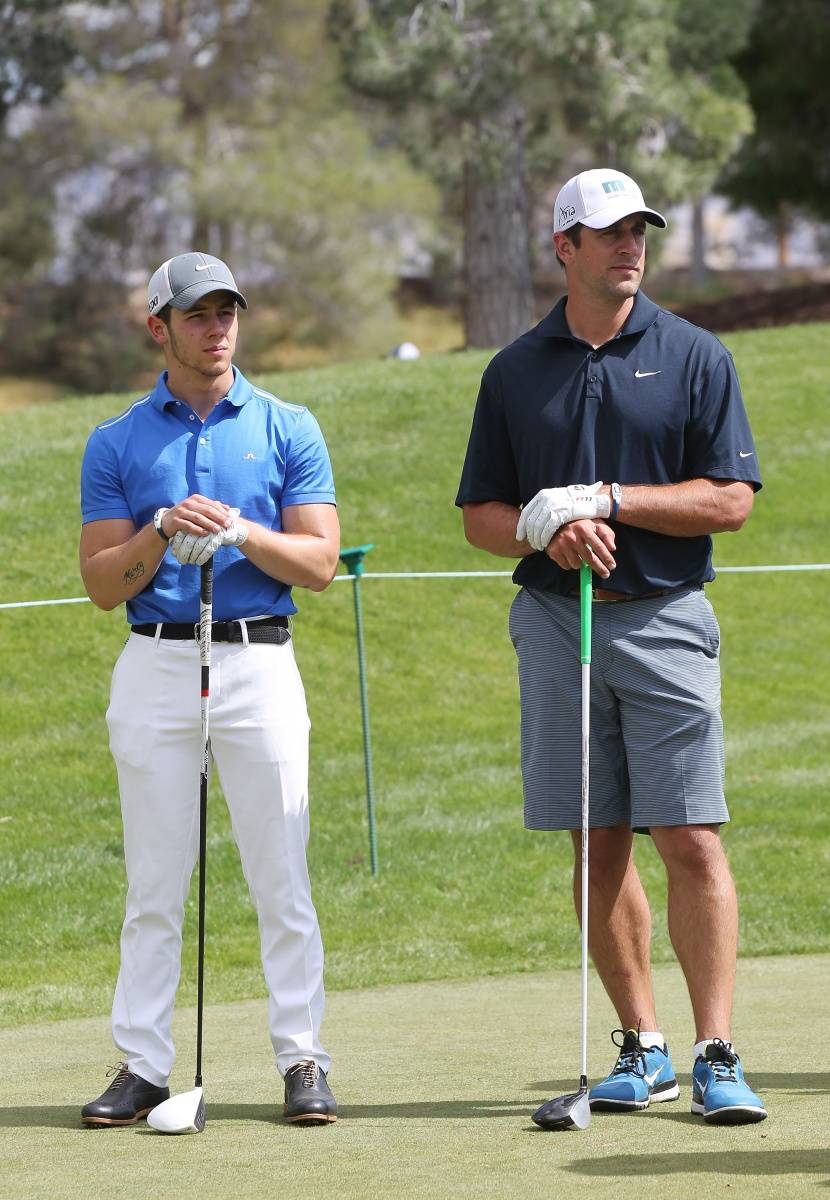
[240, 523, 340, 592]
[81, 524, 166, 611]
[604, 479, 754, 536]
[462, 501, 536, 558]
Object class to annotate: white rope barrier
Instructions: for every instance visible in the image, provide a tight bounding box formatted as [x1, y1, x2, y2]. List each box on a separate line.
[1, 563, 828, 611]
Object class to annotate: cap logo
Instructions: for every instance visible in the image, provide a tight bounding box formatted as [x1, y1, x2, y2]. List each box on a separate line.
[602, 179, 626, 195]
[149, 293, 161, 313]
[559, 204, 576, 224]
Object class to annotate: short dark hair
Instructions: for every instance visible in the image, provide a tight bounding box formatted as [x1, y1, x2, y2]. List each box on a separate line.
[155, 303, 172, 325]
[555, 222, 583, 269]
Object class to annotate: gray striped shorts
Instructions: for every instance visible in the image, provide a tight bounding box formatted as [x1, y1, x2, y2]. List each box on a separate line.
[509, 586, 728, 832]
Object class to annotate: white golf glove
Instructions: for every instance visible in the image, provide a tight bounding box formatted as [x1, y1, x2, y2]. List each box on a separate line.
[170, 509, 248, 566]
[220, 508, 249, 548]
[170, 528, 225, 566]
[516, 482, 611, 551]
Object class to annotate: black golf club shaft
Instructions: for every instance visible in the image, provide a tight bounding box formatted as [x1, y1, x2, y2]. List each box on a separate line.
[195, 558, 213, 1089]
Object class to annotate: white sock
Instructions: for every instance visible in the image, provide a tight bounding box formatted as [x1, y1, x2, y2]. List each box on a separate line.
[694, 1037, 731, 1059]
[637, 1030, 665, 1050]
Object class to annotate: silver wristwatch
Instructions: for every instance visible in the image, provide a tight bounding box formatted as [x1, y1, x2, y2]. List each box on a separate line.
[610, 482, 622, 520]
[153, 507, 170, 542]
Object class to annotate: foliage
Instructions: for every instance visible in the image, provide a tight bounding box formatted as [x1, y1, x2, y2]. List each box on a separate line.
[328, 0, 755, 342]
[0, 0, 439, 388]
[0, 0, 75, 123]
[722, 0, 830, 222]
[1, 322, 828, 1026]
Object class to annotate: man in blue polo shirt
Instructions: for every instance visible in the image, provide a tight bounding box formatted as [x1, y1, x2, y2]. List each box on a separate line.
[79, 253, 340, 1127]
[457, 169, 767, 1125]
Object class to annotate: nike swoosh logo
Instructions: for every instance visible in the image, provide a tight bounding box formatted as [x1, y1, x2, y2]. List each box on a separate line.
[644, 1070, 661, 1086]
[635, 369, 661, 378]
[739, 451, 753, 458]
[195, 264, 212, 271]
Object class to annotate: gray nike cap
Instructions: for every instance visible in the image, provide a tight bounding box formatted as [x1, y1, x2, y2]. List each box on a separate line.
[147, 252, 248, 315]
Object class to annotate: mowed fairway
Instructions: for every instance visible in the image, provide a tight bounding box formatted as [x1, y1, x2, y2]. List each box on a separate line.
[1, 957, 828, 1199]
[1, 321, 829, 1195]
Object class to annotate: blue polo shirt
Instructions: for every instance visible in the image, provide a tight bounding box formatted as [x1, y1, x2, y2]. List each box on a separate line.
[81, 368, 336, 623]
[456, 292, 762, 595]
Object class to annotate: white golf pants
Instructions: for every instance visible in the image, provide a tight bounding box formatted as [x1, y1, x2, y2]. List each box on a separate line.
[106, 631, 330, 1086]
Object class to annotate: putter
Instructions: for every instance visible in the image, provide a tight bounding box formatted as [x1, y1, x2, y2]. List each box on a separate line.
[532, 561, 593, 1132]
[147, 558, 213, 1135]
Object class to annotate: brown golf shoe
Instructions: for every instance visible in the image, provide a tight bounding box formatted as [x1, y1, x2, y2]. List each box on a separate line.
[283, 1060, 337, 1124]
[81, 1062, 169, 1127]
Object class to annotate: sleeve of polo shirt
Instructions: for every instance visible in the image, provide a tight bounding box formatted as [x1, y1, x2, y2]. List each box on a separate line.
[80, 428, 133, 523]
[281, 410, 336, 507]
[685, 350, 762, 491]
[455, 366, 521, 508]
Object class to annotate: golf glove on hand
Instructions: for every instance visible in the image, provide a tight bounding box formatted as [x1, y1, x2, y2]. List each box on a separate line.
[170, 528, 225, 567]
[516, 482, 611, 551]
[219, 508, 249, 548]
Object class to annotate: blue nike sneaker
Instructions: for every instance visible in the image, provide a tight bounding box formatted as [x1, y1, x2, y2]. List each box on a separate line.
[589, 1028, 680, 1112]
[691, 1040, 767, 1124]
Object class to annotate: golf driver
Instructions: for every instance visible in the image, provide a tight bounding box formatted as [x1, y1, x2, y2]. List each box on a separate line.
[532, 561, 593, 1132]
[147, 557, 213, 1135]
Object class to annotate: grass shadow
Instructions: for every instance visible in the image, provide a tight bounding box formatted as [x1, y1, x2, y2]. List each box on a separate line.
[0, 1097, 545, 1130]
[3, 1071, 827, 1131]
[563, 1149, 830, 1179]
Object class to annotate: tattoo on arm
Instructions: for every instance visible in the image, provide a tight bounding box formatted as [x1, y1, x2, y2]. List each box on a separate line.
[123, 561, 145, 586]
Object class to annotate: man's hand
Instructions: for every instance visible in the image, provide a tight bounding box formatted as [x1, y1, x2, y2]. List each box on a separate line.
[516, 482, 611, 551]
[219, 507, 248, 548]
[170, 528, 225, 566]
[170, 508, 249, 565]
[547, 518, 616, 580]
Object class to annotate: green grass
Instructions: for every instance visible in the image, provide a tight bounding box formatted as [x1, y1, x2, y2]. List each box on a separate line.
[2, 956, 828, 1199]
[1, 324, 828, 1027]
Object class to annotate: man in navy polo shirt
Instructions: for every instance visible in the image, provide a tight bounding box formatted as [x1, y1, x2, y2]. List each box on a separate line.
[79, 253, 340, 1127]
[457, 170, 767, 1125]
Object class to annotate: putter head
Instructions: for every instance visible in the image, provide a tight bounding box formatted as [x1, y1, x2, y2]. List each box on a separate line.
[532, 1087, 591, 1131]
[146, 1086, 205, 1134]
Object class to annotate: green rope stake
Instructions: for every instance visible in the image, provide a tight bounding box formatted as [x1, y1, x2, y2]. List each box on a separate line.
[339, 544, 378, 876]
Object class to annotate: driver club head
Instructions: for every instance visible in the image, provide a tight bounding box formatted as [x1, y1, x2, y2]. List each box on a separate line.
[146, 1086, 205, 1134]
[532, 1087, 591, 1131]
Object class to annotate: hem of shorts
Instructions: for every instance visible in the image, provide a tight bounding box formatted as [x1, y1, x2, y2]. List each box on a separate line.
[524, 817, 730, 832]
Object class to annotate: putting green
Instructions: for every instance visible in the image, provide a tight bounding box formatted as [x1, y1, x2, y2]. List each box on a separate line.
[1, 956, 827, 1199]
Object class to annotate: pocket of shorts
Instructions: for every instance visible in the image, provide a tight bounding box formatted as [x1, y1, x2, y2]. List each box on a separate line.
[700, 596, 721, 658]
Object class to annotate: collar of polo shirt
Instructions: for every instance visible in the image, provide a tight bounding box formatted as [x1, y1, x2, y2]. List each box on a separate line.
[538, 291, 660, 342]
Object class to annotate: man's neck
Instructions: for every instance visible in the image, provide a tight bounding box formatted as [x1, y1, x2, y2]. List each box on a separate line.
[164, 365, 235, 420]
[564, 293, 635, 349]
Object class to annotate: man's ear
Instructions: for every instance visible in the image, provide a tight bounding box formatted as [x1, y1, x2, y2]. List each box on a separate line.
[553, 232, 575, 264]
[147, 315, 168, 346]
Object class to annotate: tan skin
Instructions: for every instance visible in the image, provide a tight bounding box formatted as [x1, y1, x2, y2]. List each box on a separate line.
[463, 216, 752, 1043]
[80, 290, 339, 611]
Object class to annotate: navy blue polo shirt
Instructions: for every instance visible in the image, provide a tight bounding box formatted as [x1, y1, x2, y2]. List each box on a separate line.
[81, 367, 336, 623]
[456, 292, 762, 595]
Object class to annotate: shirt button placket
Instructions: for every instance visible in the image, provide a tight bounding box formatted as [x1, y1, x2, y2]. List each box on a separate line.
[195, 424, 212, 488]
[586, 353, 602, 402]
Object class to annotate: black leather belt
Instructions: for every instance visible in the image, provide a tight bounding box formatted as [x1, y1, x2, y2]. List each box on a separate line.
[131, 615, 290, 643]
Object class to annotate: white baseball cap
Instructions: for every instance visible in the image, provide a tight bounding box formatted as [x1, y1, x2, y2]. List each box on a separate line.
[148, 252, 247, 315]
[553, 169, 667, 234]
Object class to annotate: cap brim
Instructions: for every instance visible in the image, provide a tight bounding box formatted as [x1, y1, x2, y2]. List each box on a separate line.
[168, 282, 248, 310]
[581, 203, 667, 231]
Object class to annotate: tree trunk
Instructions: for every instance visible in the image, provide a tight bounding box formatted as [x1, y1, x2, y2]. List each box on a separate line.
[462, 99, 534, 349]
[690, 200, 707, 290]
[775, 206, 790, 269]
